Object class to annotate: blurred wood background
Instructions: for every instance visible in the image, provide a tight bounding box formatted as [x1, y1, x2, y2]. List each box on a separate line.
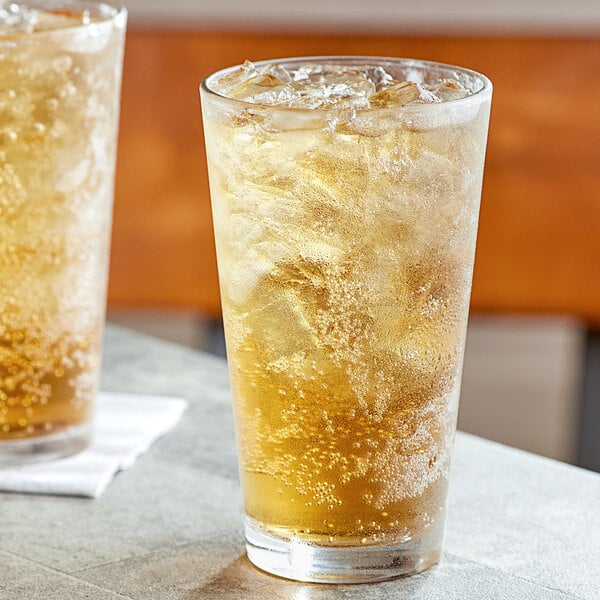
[109, 31, 600, 323]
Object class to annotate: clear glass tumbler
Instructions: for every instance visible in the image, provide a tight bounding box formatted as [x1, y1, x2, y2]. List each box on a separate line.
[0, 1, 127, 466]
[201, 56, 492, 583]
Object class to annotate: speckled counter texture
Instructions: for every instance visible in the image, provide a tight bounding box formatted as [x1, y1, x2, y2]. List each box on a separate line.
[1, 325, 598, 599]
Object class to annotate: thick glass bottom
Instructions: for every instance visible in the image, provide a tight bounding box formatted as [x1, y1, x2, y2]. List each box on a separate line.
[244, 515, 443, 583]
[0, 422, 92, 469]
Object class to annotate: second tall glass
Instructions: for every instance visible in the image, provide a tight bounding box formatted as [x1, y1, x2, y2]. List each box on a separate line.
[0, 2, 127, 465]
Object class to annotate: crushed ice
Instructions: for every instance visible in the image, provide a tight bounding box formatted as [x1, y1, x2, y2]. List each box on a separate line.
[212, 60, 470, 109]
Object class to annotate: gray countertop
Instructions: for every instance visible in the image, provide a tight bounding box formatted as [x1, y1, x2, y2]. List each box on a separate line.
[1, 325, 599, 599]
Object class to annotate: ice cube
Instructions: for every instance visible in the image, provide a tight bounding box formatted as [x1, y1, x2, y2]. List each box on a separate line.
[219, 204, 291, 305]
[226, 72, 300, 106]
[224, 248, 277, 306]
[424, 79, 470, 102]
[290, 65, 376, 108]
[334, 110, 402, 137]
[0, 4, 94, 35]
[369, 81, 439, 108]
[0, 2, 39, 34]
[214, 62, 475, 114]
[259, 63, 293, 83]
[52, 18, 115, 53]
[213, 60, 258, 94]
[213, 60, 300, 106]
[30, 10, 84, 32]
[249, 283, 319, 360]
[402, 148, 453, 189]
[361, 66, 395, 91]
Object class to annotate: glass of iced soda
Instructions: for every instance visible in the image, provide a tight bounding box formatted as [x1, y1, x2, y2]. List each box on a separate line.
[0, 1, 126, 465]
[200, 56, 492, 582]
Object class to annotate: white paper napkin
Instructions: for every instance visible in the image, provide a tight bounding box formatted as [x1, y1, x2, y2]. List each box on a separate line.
[0, 392, 188, 498]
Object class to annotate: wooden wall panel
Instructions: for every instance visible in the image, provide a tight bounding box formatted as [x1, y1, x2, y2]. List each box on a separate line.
[109, 32, 600, 323]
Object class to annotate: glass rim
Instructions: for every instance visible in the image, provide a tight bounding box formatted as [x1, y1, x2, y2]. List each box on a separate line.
[200, 55, 493, 113]
[0, 0, 127, 40]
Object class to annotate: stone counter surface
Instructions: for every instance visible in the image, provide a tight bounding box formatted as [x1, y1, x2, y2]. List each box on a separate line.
[1, 325, 599, 599]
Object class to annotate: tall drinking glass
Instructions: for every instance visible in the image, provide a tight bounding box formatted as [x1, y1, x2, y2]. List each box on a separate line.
[201, 57, 492, 583]
[0, 1, 126, 465]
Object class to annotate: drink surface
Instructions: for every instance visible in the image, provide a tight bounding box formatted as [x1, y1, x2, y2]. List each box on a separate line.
[0, 3, 125, 439]
[202, 60, 491, 546]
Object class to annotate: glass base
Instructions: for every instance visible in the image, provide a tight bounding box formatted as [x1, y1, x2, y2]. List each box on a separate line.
[244, 516, 443, 583]
[0, 423, 92, 469]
